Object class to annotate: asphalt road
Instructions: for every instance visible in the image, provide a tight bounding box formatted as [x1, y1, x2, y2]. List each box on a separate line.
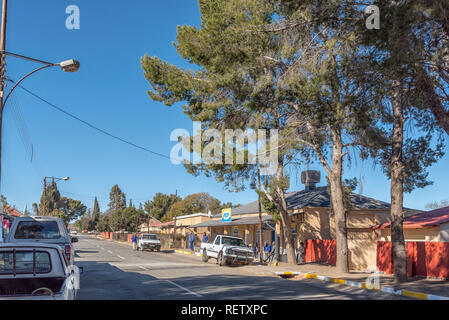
[74, 235, 407, 300]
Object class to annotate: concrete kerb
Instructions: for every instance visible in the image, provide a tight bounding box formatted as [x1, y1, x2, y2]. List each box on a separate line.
[274, 271, 449, 300]
[175, 249, 194, 255]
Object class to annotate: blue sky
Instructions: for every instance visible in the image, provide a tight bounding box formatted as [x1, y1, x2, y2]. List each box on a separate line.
[1, 0, 448, 213]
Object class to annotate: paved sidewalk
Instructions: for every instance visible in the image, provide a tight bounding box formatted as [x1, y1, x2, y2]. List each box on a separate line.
[249, 262, 449, 298]
[171, 246, 449, 299]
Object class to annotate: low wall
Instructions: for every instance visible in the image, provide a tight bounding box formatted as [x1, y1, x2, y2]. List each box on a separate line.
[305, 239, 336, 266]
[377, 241, 449, 279]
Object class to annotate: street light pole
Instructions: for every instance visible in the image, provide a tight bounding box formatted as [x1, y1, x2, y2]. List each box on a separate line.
[0, 0, 7, 192]
[257, 169, 263, 262]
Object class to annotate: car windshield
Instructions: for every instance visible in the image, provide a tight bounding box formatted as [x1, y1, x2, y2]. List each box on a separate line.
[14, 221, 61, 240]
[0, 251, 51, 274]
[142, 235, 158, 240]
[221, 237, 246, 247]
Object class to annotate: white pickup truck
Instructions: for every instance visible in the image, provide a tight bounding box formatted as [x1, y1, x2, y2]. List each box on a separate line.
[0, 243, 82, 300]
[137, 233, 161, 252]
[201, 235, 254, 266]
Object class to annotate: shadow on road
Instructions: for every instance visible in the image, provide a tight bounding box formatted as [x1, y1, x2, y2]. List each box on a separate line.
[75, 260, 399, 300]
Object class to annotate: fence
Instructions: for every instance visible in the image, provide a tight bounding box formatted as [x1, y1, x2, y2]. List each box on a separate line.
[100, 231, 188, 249]
[377, 241, 449, 279]
[305, 239, 336, 266]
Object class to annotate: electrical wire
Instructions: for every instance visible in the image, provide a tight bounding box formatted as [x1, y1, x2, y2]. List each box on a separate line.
[7, 79, 174, 161]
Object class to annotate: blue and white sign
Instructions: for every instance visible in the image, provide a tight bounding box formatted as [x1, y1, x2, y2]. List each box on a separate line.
[222, 208, 232, 223]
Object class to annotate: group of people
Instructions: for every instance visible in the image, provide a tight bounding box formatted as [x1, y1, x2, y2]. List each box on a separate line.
[249, 241, 305, 264]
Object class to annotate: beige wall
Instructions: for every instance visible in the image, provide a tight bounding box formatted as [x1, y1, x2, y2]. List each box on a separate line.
[296, 208, 388, 271]
[176, 215, 211, 227]
[440, 223, 449, 242]
[380, 226, 440, 242]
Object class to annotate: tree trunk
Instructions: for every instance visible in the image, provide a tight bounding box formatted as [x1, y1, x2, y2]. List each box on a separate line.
[261, 161, 297, 266]
[390, 80, 407, 283]
[329, 131, 349, 274]
[277, 188, 297, 266]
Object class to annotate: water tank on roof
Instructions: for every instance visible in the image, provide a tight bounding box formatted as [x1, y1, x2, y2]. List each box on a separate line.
[301, 170, 320, 191]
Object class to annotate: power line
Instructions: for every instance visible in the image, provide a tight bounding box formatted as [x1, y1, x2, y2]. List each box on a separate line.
[8, 79, 174, 161]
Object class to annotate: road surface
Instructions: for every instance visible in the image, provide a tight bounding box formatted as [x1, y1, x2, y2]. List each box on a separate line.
[74, 235, 407, 300]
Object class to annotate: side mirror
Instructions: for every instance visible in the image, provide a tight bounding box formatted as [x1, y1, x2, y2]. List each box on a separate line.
[71, 237, 78, 243]
[79, 266, 84, 275]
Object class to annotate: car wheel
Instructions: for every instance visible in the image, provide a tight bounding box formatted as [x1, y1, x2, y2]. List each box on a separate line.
[218, 252, 226, 266]
[202, 249, 209, 262]
[157, 248, 160, 252]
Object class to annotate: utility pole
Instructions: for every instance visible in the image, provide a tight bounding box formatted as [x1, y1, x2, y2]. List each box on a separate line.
[0, 0, 8, 189]
[257, 169, 263, 262]
[43, 177, 47, 216]
[173, 189, 177, 248]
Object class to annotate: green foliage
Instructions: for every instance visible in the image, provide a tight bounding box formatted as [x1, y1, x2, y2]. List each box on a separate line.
[144, 193, 180, 220]
[326, 177, 358, 214]
[0, 195, 7, 207]
[38, 182, 87, 226]
[165, 192, 222, 221]
[92, 197, 101, 228]
[58, 197, 87, 226]
[108, 185, 127, 212]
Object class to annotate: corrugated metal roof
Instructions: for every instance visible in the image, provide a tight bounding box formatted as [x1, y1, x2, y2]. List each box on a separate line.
[228, 186, 393, 217]
[191, 215, 273, 228]
[376, 206, 449, 229]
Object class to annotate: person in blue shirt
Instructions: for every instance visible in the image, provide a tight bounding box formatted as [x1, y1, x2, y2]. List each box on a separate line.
[132, 234, 138, 251]
[189, 232, 195, 251]
[263, 242, 271, 261]
[202, 232, 209, 243]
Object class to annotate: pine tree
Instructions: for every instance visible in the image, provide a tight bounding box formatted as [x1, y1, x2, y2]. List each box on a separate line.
[108, 185, 126, 213]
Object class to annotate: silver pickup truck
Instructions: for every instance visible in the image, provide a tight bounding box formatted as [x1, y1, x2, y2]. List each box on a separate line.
[5, 216, 76, 264]
[0, 243, 82, 300]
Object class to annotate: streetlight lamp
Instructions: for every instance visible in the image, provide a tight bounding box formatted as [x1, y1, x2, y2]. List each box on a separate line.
[42, 176, 70, 216]
[0, 51, 80, 187]
[2, 53, 80, 105]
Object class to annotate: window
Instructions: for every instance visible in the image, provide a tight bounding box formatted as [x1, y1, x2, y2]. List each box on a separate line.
[214, 236, 221, 245]
[142, 235, 158, 240]
[15, 221, 61, 240]
[221, 237, 246, 247]
[0, 251, 51, 274]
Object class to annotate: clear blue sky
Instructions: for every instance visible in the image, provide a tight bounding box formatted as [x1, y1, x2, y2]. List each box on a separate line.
[1, 0, 448, 213]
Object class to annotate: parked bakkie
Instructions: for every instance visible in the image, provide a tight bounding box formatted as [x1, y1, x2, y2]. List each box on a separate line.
[201, 235, 254, 266]
[137, 233, 161, 252]
[5, 216, 76, 264]
[0, 243, 83, 300]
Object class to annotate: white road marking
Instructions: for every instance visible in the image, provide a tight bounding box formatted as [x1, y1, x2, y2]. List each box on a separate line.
[166, 280, 202, 297]
[117, 255, 125, 260]
[108, 250, 113, 254]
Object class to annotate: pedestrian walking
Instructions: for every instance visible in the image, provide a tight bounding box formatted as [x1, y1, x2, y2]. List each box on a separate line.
[269, 241, 275, 262]
[189, 232, 195, 251]
[253, 242, 259, 260]
[202, 232, 209, 243]
[297, 242, 305, 264]
[132, 233, 138, 251]
[263, 242, 271, 262]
